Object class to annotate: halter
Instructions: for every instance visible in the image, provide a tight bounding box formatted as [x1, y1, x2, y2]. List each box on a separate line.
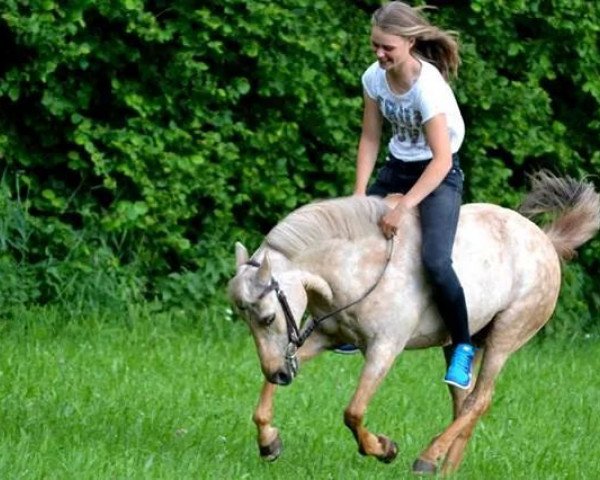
[246, 270, 302, 346]
[245, 239, 394, 372]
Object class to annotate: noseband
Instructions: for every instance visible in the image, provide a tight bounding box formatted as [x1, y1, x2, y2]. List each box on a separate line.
[245, 239, 394, 367]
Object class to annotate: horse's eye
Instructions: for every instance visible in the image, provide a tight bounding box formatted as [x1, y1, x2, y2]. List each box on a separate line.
[261, 313, 276, 326]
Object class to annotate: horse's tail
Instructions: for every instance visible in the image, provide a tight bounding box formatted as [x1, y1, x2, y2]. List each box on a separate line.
[519, 170, 600, 260]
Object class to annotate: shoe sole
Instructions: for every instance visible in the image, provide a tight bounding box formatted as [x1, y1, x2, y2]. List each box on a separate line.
[443, 377, 471, 390]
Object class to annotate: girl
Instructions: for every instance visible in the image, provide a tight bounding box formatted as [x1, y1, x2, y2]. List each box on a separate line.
[350, 1, 474, 389]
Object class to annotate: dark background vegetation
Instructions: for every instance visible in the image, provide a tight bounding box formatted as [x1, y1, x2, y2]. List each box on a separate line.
[1, 0, 598, 335]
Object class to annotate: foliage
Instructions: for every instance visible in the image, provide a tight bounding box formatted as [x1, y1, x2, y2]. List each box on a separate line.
[0, 172, 145, 314]
[0, 0, 367, 306]
[0, 0, 598, 333]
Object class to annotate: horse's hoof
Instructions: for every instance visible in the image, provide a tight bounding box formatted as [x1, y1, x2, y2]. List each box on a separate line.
[376, 435, 398, 464]
[259, 435, 282, 462]
[412, 458, 437, 475]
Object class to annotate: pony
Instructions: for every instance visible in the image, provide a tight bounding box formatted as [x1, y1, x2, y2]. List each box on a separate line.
[227, 171, 600, 475]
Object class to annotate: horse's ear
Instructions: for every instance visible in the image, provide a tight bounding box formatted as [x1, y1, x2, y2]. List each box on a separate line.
[257, 253, 272, 285]
[301, 273, 333, 302]
[235, 242, 249, 268]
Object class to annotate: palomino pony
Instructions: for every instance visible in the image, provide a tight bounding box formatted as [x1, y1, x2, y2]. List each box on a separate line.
[227, 171, 599, 475]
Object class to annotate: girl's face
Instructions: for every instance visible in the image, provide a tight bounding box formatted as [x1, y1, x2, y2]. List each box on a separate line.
[370, 26, 414, 70]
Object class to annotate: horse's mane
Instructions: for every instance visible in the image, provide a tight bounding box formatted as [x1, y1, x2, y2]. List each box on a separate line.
[265, 196, 390, 259]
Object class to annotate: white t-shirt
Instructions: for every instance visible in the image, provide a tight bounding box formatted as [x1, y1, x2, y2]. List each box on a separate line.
[362, 59, 465, 161]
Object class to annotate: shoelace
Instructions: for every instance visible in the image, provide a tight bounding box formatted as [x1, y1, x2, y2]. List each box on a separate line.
[452, 349, 474, 373]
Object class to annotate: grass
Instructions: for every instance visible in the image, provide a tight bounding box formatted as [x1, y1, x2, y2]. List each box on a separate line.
[0, 307, 598, 479]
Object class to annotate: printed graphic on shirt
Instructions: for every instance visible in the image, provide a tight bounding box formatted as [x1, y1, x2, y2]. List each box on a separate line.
[380, 96, 423, 145]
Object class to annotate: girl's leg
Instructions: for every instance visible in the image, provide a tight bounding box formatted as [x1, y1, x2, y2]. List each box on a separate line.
[418, 168, 474, 389]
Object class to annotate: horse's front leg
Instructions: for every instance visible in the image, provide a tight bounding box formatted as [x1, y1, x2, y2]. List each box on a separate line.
[253, 380, 281, 461]
[253, 336, 327, 461]
[344, 344, 399, 463]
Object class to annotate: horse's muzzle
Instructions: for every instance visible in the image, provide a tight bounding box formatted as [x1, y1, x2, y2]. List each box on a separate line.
[268, 369, 293, 386]
[268, 346, 299, 385]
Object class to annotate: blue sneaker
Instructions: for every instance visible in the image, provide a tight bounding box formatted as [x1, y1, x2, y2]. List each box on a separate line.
[333, 344, 360, 355]
[444, 343, 476, 390]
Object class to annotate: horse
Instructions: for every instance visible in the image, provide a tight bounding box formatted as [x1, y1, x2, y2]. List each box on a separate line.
[227, 171, 600, 475]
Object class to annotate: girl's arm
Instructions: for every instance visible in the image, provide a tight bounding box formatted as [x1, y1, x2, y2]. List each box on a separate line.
[354, 93, 383, 196]
[399, 113, 453, 208]
[379, 113, 453, 237]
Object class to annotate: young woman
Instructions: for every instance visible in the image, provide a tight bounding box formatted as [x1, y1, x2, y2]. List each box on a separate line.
[340, 1, 475, 389]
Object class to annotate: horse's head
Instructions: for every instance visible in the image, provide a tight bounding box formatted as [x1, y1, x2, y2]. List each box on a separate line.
[228, 242, 328, 386]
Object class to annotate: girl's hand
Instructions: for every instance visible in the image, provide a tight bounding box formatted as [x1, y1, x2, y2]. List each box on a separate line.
[379, 201, 408, 239]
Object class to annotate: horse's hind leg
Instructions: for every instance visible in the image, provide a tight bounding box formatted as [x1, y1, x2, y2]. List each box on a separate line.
[414, 345, 510, 475]
[443, 345, 483, 418]
[440, 416, 478, 475]
[437, 346, 483, 474]
[415, 299, 553, 475]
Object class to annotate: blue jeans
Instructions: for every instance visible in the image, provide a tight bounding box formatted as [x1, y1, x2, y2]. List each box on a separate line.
[368, 153, 470, 345]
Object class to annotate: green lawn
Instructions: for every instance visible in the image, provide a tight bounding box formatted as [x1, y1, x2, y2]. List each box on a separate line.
[0, 308, 598, 479]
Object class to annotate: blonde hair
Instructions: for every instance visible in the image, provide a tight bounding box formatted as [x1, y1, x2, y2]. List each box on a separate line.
[372, 1, 460, 79]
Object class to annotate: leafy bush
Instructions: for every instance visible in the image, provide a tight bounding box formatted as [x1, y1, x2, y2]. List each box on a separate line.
[0, 0, 598, 334]
[0, 172, 144, 315]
